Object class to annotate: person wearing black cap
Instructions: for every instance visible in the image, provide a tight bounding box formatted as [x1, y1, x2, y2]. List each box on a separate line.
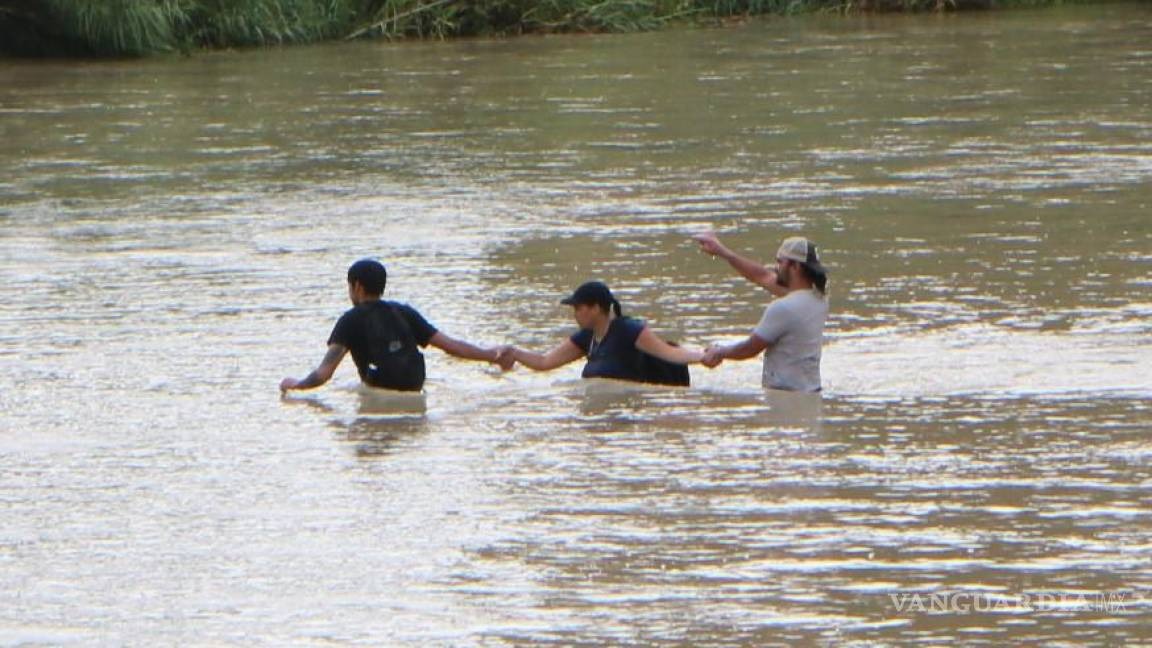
[504, 281, 704, 385]
[692, 232, 829, 393]
[280, 259, 512, 393]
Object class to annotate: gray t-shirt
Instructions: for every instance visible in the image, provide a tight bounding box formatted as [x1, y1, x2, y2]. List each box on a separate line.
[752, 289, 828, 392]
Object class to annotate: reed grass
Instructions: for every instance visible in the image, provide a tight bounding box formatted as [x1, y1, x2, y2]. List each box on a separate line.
[1, 0, 187, 56]
[0, 0, 1094, 57]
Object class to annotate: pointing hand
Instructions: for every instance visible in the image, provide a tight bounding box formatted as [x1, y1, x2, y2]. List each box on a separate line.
[691, 231, 726, 257]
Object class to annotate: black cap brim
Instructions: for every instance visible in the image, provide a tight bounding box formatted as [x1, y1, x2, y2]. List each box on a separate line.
[803, 260, 828, 276]
[560, 281, 614, 307]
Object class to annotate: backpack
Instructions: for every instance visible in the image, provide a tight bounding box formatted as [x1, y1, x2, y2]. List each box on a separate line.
[363, 303, 426, 392]
[623, 317, 690, 387]
[637, 345, 690, 386]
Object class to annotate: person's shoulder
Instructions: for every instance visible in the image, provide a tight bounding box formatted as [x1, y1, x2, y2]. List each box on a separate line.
[771, 290, 827, 322]
[570, 327, 593, 349]
[385, 300, 438, 336]
[761, 292, 809, 321]
[337, 304, 363, 320]
[614, 316, 646, 341]
[763, 295, 791, 313]
[618, 315, 646, 331]
[791, 289, 828, 310]
[779, 289, 823, 306]
[571, 327, 593, 341]
[382, 300, 423, 316]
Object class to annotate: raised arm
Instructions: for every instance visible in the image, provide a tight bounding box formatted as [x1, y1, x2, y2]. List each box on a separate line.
[634, 327, 703, 365]
[511, 339, 584, 372]
[692, 232, 786, 297]
[280, 344, 348, 392]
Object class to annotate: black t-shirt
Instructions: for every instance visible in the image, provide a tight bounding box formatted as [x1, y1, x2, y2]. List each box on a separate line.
[569, 316, 648, 383]
[328, 300, 438, 387]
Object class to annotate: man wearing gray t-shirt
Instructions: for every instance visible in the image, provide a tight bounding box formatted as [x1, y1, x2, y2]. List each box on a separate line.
[692, 233, 829, 393]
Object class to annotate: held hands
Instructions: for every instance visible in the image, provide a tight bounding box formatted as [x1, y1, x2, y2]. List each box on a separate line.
[492, 345, 517, 371]
[701, 345, 726, 368]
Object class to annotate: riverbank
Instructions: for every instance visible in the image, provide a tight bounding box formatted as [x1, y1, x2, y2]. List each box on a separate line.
[0, 0, 1104, 58]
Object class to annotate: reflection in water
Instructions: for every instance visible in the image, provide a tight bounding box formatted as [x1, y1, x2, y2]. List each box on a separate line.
[283, 391, 432, 456]
[331, 414, 431, 459]
[2, 3, 1151, 645]
[280, 393, 338, 415]
[574, 378, 668, 418]
[472, 394, 1150, 644]
[764, 388, 824, 431]
[356, 385, 428, 416]
[572, 379, 824, 434]
[300, 386, 432, 458]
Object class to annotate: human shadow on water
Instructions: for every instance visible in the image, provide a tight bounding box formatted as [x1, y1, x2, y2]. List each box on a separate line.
[760, 388, 825, 432]
[328, 414, 431, 459]
[574, 379, 656, 418]
[329, 388, 431, 459]
[281, 387, 431, 458]
[279, 393, 337, 414]
[571, 379, 824, 434]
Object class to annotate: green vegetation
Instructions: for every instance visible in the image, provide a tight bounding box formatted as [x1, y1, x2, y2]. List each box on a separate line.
[0, 0, 1072, 57]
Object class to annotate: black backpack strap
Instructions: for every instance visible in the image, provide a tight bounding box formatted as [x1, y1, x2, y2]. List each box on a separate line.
[386, 303, 417, 346]
[364, 303, 425, 391]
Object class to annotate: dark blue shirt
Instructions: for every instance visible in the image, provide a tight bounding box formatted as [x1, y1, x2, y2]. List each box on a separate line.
[328, 300, 437, 388]
[569, 316, 648, 383]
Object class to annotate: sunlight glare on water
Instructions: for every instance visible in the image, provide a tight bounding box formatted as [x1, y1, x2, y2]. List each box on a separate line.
[2, 3, 1151, 645]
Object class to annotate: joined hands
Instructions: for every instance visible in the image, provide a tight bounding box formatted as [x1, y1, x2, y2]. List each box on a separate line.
[493, 345, 517, 371]
[701, 345, 725, 368]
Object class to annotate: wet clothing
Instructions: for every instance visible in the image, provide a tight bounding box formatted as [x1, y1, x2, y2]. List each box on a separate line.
[570, 316, 689, 386]
[570, 316, 647, 382]
[328, 300, 437, 391]
[752, 289, 827, 393]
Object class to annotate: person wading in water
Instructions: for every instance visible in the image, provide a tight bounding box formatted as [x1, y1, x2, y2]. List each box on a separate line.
[280, 259, 511, 393]
[693, 233, 829, 393]
[503, 281, 704, 385]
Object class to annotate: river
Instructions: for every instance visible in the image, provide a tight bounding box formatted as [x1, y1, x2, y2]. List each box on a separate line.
[2, 3, 1150, 645]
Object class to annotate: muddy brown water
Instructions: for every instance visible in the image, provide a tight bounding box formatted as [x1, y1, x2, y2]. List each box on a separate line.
[2, 3, 1150, 644]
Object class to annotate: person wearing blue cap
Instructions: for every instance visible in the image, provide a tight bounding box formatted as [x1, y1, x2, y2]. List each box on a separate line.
[504, 281, 704, 385]
[692, 232, 829, 393]
[280, 259, 512, 393]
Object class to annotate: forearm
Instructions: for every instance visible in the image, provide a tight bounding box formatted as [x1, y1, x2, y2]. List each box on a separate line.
[511, 349, 556, 371]
[430, 332, 498, 363]
[282, 344, 345, 392]
[652, 345, 702, 365]
[717, 336, 768, 361]
[292, 369, 331, 390]
[671, 346, 704, 365]
[445, 340, 498, 362]
[717, 247, 774, 286]
[635, 329, 702, 365]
